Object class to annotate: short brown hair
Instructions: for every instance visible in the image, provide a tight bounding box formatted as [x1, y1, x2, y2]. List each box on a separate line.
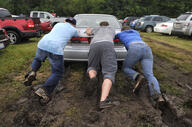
[121, 26, 131, 31]
[100, 21, 109, 26]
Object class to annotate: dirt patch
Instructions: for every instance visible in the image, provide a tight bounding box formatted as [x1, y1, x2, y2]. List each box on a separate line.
[0, 59, 192, 127]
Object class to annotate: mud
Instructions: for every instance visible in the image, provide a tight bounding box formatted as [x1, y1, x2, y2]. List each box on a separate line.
[0, 51, 192, 126]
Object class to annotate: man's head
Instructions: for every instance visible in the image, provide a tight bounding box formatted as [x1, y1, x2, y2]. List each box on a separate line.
[65, 17, 76, 26]
[121, 26, 131, 31]
[99, 21, 109, 26]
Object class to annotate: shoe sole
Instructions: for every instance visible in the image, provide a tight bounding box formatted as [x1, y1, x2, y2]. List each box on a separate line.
[133, 77, 144, 94]
[24, 75, 35, 86]
[100, 104, 113, 109]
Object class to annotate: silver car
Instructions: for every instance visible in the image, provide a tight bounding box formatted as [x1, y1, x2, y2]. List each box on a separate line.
[64, 14, 127, 61]
[172, 12, 192, 36]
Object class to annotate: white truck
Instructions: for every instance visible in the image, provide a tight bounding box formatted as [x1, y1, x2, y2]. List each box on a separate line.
[30, 11, 67, 26]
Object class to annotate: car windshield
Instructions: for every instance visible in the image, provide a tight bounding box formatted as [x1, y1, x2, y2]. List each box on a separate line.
[176, 14, 190, 21]
[75, 15, 121, 29]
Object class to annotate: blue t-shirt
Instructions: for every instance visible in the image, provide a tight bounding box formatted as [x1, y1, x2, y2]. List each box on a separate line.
[116, 30, 144, 49]
[38, 22, 78, 55]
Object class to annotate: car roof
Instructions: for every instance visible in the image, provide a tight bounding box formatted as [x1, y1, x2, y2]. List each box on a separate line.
[74, 14, 115, 17]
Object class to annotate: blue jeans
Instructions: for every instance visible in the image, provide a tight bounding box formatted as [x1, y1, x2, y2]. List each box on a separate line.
[123, 43, 161, 96]
[31, 48, 64, 94]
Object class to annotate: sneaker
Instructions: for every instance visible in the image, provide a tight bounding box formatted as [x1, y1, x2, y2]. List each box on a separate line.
[84, 77, 97, 97]
[24, 71, 36, 86]
[156, 95, 166, 108]
[99, 98, 120, 109]
[150, 94, 165, 108]
[133, 74, 144, 94]
[35, 87, 50, 104]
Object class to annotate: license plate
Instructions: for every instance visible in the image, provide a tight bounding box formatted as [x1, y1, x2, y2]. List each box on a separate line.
[175, 24, 180, 28]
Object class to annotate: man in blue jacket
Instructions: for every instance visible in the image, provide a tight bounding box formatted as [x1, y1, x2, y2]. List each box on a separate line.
[24, 17, 78, 103]
[116, 26, 165, 107]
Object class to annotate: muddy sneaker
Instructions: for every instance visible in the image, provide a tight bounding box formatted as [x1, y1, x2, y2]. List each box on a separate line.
[156, 95, 166, 109]
[84, 77, 97, 97]
[24, 71, 36, 86]
[99, 98, 120, 109]
[35, 87, 50, 104]
[133, 74, 144, 94]
[150, 94, 166, 109]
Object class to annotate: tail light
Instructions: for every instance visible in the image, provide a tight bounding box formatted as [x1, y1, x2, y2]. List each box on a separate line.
[184, 23, 189, 27]
[28, 22, 35, 28]
[161, 24, 168, 27]
[114, 39, 120, 42]
[71, 37, 91, 43]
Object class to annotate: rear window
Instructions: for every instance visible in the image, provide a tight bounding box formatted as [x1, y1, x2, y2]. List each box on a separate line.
[177, 14, 190, 21]
[32, 12, 38, 18]
[75, 15, 121, 29]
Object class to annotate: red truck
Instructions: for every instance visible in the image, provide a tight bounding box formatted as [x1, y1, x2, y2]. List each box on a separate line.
[0, 8, 41, 44]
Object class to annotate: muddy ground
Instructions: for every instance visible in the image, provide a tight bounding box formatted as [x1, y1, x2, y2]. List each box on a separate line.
[0, 40, 192, 127]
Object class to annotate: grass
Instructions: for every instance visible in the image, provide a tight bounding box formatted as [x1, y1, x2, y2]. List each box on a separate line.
[141, 32, 192, 73]
[0, 37, 51, 109]
[140, 32, 192, 52]
[160, 82, 183, 96]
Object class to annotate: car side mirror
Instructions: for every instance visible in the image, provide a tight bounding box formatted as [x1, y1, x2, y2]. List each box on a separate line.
[47, 16, 50, 19]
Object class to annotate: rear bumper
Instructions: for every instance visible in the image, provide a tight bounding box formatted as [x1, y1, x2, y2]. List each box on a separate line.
[172, 28, 191, 36]
[21, 30, 41, 38]
[64, 46, 127, 61]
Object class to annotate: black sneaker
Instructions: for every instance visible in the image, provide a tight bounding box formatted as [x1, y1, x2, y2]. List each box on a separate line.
[84, 77, 97, 97]
[24, 71, 36, 86]
[99, 98, 120, 109]
[35, 87, 50, 104]
[133, 74, 144, 94]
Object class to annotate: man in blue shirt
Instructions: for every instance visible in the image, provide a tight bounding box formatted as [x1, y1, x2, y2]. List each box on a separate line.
[24, 17, 78, 103]
[116, 26, 165, 108]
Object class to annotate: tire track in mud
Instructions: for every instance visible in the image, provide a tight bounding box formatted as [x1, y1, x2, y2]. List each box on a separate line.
[142, 36, 192, 56]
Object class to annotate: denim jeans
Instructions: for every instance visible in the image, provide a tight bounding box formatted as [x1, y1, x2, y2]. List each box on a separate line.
[123, 43, 161, 96]
[31, 48, 64, 94]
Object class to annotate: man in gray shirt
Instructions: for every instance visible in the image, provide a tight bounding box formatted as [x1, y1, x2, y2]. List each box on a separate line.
[85, 21, 117, 109]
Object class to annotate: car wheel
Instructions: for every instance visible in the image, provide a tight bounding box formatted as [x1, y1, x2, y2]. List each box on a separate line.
[145, 26, 153, 33]
[7, 30, 20, 44]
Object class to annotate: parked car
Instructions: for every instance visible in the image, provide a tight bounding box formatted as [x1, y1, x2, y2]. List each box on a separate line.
[64, 14, 127, 61]
[172, 12, 192, 37]
[123, 16, 140, 26]
[30, 11, 67, 27]
[0, 28, 9, 49]
[0, 8, 41, 44]
[135, 15, 171, 33]
[154, 18, 176, 35]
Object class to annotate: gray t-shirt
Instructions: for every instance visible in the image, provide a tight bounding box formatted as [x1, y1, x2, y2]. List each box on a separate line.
[90, 26, 115, 44]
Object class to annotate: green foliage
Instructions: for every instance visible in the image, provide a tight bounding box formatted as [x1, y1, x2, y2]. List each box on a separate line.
[0, 0, 191, 18]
